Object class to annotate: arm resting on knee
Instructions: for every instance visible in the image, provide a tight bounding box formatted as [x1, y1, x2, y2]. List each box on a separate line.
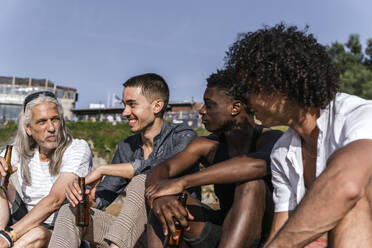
[267, 139, 372, 248]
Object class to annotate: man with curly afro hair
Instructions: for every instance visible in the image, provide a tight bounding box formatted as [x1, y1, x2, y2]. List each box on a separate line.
[225, 23, 372, 247]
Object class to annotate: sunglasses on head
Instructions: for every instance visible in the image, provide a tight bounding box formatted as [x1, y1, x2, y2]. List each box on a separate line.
[23, 91, 57, 112]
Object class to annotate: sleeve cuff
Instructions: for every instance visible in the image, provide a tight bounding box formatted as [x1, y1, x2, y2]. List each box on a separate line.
[131, 159, 142, 176]
[274, 201, 297, 212]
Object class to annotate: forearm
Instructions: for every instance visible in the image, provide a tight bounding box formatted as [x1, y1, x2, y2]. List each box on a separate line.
[99, 163, 134, 179]
[11, 195, 63, 238]
[269, 141, 372, 247]
[146, 162, 171, 188]
[0, 189, 9, 229]
[183, 156, 267, 189]
[270, 172, 370, 246]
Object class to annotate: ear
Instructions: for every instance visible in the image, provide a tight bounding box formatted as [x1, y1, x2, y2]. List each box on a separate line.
[153, 99, 165, 115]
[231, 100, 241, 116]
[24, 123, 32, 136]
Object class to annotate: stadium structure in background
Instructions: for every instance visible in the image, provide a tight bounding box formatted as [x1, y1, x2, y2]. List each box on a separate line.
[0, 76, 78, 122]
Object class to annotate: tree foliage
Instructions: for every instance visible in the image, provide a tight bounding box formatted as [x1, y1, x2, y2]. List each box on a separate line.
[327, 34, 372, 99]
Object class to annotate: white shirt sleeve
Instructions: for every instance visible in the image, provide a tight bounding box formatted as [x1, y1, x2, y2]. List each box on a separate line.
[271, 154, 297, 212]
[341, 104, 372, 146]
[60, 139, 92, 177]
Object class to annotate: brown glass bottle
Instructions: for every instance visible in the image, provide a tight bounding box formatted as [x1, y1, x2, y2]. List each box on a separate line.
[163, 193, 188, 248]
[0, 145, 13, 189]
[75, 177, 89, 227]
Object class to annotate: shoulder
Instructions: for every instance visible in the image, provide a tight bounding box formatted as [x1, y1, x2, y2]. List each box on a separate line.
[187, 135, 219, 159]
[331, 93, 372, 145]
[332, 93, 372, 116]
[119, 133, 141, 149]
[60, 139, 92, 176]
[62, 139, 92, 162]
[190, 135, 218, 148]
[65, 139, 91, 155]
[270, 128, 296, 160]
[257, 128, 283, 147]
[169, 122, 197, 137]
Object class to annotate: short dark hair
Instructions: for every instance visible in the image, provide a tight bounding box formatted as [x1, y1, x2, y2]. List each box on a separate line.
[123, 73, 170, 115]
[225, 23, 340, 108]
[207, 68, 247, 103]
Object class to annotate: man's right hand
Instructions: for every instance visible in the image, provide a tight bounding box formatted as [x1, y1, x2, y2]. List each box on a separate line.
[0, 156, 17, 179]
[65, 179, 86, 207]
[152, 195, 194, 239]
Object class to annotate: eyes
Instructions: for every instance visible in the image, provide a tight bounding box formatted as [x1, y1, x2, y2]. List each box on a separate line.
[204, 100, 215, 110]
[123, 101, 136, 109]
[36, 116, 60, 126]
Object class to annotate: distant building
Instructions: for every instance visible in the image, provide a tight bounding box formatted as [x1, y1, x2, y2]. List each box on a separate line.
[0, 76, 78, 122]
[72, 101, 203, 128]
[165, 101, 203, 128]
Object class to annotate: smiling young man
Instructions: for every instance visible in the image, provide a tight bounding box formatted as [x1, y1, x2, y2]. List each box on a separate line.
[145, 69, 282, 248]
[0, 91, 92, 248]
[226, 24, 372, 247]
[49, 73, 200, 248]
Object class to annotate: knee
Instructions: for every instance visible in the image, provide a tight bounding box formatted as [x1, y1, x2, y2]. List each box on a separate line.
[15, 226, 51, 248]
[57, 203, 75, 221]
[232, 180, 267, 211]
[235, 179, 266, 199]
[34, 226, 51, 242]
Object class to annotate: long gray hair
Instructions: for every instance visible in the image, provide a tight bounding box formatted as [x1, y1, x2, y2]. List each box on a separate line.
[14, 94, 73, 185]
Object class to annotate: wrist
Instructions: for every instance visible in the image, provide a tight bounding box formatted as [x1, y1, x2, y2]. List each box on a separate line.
[179, 176, 189, 189]
[4, 227, 16, 243]
[0, 230, 12, 247]
[96, 166, 104, 177]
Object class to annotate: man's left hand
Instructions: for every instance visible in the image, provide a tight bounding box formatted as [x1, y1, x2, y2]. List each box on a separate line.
[146, 178, 186, 209]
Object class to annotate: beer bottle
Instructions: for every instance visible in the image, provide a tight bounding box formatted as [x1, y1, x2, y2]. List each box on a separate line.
[0, 145, 13, 189]
[164, 193, 188, 248]
[76, 177, 89, 227]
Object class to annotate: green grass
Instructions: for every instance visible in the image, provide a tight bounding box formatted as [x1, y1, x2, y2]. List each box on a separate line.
[67, 122, 132, 162]
[0, 121, 17, 146]
[194, 127, 211, 136]
[271, 125, 289, 132]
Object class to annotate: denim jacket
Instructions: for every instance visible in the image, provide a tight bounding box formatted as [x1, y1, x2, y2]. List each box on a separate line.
[95, 121, 199, 210]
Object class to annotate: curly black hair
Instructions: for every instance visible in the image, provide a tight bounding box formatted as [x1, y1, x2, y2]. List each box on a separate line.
[206, 68, 247, 104]
[225, 23, 340, 108]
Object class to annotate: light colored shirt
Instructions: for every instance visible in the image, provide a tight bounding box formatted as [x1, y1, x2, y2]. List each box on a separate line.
[1, 139, 92, 225]
[271, 93, 372, 212]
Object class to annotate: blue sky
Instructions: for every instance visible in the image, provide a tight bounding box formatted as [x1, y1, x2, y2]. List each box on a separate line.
[1, 0, 371, 108]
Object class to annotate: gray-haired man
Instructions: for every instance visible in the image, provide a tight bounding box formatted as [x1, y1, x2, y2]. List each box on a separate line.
[0, 91, 92, 248]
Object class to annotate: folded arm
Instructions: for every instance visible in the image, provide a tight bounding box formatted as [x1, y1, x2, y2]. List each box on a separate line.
[267, 139, 372, 247]
[11, 172, 77, 239]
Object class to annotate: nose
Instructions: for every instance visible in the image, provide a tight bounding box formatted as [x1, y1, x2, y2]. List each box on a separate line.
[199, 104, 206, 115]
[47, 120, 55, 132]
[122, 105, 131, 118]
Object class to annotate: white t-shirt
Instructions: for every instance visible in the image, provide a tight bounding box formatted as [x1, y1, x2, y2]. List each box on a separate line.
[270, 93, 372, 212]
[1, 139, 92, 225]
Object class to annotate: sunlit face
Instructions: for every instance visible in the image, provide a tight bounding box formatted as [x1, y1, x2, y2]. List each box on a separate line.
[199, 87, 234, 132]
[247, 93, 289, 127]
[122, 86, 156, 133]
[25, 102, 61, 152]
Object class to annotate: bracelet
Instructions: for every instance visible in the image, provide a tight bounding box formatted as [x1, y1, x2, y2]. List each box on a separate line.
[0, 230, 13, 247]
[4, 227, 16, 243]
